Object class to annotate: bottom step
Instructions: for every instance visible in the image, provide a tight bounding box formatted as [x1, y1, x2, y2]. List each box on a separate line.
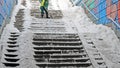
[36, 62, 92, 67]
[3, 62, 19, 67]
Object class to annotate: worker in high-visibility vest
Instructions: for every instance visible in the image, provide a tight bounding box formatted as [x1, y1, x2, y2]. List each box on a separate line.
[16, 0, 18, 5]
[39, 0, 49, 18]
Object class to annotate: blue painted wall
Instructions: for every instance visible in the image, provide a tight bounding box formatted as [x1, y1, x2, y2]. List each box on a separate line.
[71, 0, 120, 30]
[0, 0, 16, 26]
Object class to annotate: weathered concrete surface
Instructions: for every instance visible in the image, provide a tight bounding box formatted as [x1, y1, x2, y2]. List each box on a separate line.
[14, 9, 25, 32]
[0, 0, 120, 68]
[31, 9, 63, 19]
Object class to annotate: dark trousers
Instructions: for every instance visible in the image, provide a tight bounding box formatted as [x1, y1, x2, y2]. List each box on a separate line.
[16, 0, 18, 5]
[40, 6, 48, 18]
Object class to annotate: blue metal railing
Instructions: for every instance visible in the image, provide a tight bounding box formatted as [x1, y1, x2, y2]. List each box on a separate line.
[73, 0, 120, 29]
[108, 17, 120, 29]
[0, 0, 17, 26]
[80, 1, 98, 20]
[81, 0, 120, 29]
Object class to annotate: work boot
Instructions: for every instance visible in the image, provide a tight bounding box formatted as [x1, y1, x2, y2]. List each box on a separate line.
[46, 16, 50, 19]
[41, 15, 44, 18]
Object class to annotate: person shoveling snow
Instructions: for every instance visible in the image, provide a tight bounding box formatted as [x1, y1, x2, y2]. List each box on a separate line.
[39, 0, 49, 18]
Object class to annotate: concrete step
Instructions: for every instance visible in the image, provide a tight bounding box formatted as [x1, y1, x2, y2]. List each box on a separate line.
[48, 58, 90, 62]
[10, 35, 19, 37]
[34, 50, 61, 54]
[4, 57, 20, 62]
[36, 62, 92, 67]
[34, 53, 87, 58]
[7, 45, 19, 48]
[33, 46, 83, 50]
[33, 38, 80, 41]
[6, 49, 18, 53]
[8, 37, 17, 41]
[32, 41, 82, 45]
[3, 51, 19, 55]
[3, 62, 19, 67]
[33, 36, 79, 39]
[4, 54, 18, 57]
[35, 58, 89, 63]
[7, 41, 17, 44]
[34, 33, 78, 36]
[32, 33, 94, 67]
[34, 49, 85, 54]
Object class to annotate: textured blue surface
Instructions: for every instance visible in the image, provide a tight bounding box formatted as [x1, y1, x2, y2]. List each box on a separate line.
[72, 0, 120, 30]
[0, 0, 15, 26]
[0, 14, 3, 26]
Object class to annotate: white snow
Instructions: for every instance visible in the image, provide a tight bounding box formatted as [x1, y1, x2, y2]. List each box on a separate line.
[51, 0, 120, 67]
[0, 0, 120, 67]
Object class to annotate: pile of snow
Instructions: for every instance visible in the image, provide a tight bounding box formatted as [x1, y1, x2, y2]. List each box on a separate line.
[54, 0, 120, 67]
[0, 0, 120, 67]
[51, 0, 120, 53]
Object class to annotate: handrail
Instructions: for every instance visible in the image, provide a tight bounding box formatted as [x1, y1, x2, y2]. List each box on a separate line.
[71, 0, 120, 29]
[81, 1, 98, 20]
[80, 1, 120, 29]
[108, 17, 120, 29]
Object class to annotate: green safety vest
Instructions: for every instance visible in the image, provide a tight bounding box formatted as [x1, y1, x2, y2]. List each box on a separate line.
[40, 0, 49, 9]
